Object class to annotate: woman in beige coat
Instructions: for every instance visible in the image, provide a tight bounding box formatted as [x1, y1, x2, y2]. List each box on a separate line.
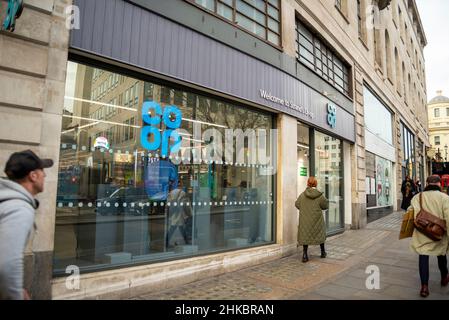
[409, 175, 449, 297]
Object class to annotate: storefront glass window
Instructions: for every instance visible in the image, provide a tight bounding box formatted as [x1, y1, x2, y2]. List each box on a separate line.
[366, 152, 393, 208]
[53, 61, 276, 275]
[314, 131, 344, 233]
[401, 122, 415, 180]
[363, 86, 393, 145]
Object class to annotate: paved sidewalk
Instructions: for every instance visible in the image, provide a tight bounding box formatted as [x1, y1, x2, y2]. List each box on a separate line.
[133, 212, 449, 300]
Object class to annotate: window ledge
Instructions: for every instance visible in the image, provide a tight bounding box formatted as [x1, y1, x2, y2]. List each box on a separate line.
[374, 63, 383, 76]
[359, 37, 369, 51]
[387, 77, 394, 87]
[335, 5, 350, 24]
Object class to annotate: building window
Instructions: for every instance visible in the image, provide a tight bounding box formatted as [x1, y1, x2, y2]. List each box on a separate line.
[357, 0, 362, 37]
[357, 0, 366, 42]
[55, 61, 276, 275]
[363, 86, 393, 145]
[401, 122, 415, 180]
[435, 108, 440, 117]
[315, 131, 344, 233]
[190, 0, 281, 46]
[296, 20, 351, 95]
[435, 136, 441, 146]
[446, 108, 449, 117]
[366, 152, 393, 208]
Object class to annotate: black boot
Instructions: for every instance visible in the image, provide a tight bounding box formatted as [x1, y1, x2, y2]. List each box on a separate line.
[302, 245, 309, 263]
[320, 243, 327, 258]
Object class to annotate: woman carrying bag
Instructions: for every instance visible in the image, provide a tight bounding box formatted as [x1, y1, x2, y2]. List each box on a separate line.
[295, 177, 329, 263]
[409, 175, 449, 297]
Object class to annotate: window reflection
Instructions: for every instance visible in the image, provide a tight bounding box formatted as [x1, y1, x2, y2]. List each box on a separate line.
[314, 131, 344, 233]
[54, 62, 276, 274]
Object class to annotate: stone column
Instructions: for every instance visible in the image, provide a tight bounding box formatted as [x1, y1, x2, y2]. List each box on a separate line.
[276, 114, 298, 253]
[0, 0, 71, 299]
[351, 64, 367, 229]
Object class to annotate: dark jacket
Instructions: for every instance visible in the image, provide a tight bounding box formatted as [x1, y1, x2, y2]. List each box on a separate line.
[401, 179, 416, 210]
[295, 187, 329, 246]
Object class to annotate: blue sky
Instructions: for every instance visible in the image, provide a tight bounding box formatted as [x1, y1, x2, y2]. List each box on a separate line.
[415, 0, 449, 101]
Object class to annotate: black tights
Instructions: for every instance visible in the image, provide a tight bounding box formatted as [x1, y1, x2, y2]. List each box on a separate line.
[303, 244, 325, 253]
[419, 255, 448, 285]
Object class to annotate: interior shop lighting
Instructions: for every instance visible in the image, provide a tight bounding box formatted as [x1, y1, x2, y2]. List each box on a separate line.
[182, 118, 228, 129]
[65, 96, 137, 112]
[62, 121, 100, 134]
[63, 115, 140, 129]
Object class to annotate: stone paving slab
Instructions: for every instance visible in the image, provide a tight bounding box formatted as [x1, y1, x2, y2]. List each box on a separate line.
[241, 257, 346, 291]
[139, 272, 296, 300]
[133, 212, 449, 300]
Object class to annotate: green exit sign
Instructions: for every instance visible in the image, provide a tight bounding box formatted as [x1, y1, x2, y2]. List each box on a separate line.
[300, 167, 308, 177]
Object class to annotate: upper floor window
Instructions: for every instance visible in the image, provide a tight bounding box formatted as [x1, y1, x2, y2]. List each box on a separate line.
[357, 0, 362, 39]
[435, 136, 440, 146]
[447, 108, 449, 117]
[296, 20, 350, 96]
[435, 108, 440, 118]
[190, 0, 281, 46]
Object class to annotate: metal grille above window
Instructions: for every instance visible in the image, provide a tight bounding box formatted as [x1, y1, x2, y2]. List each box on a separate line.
[189, 0, 281, 46]
[296, 20, 351, 96]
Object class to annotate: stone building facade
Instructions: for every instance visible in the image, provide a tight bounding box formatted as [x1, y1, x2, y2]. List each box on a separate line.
[427, 91, 449, 161]
[0, 0, 428, 299]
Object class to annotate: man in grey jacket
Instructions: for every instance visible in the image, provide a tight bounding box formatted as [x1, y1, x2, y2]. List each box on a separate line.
[0, 150, 53, 300]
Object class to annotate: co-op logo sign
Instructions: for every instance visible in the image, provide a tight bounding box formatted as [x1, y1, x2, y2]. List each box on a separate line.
[140, 101, 182, 157]
[327, 103, 337, 129]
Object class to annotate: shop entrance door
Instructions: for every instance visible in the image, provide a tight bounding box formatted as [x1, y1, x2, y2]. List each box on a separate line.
[297, 123, 310, 198]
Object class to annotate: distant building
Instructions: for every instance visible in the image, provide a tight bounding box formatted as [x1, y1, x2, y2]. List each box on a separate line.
[428, 90, 449, 161]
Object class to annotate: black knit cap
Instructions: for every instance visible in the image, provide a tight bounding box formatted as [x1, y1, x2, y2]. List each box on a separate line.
[4, 150, 53, 180]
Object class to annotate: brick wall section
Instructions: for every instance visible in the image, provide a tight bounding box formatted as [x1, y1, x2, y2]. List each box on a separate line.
[0, 0, 71, 299]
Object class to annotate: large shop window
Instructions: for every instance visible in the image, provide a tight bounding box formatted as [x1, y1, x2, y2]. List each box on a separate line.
[363, 86, 393, 145]
[295, 20, 350, 96]
[190, 0, 281, 46]
[54, 61, 276, 275]
[366, 152, 393, 208]
[401, 122, 415, 180]
[314, 131, 344, 233]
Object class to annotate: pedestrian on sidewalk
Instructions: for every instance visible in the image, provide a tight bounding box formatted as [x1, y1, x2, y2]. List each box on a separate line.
[295, 176, 329, 263]
[401, 175, 416, 211]
[0, 150, 53, 300]
[415, 180, 422, 193]
[409, 175, 449, 298]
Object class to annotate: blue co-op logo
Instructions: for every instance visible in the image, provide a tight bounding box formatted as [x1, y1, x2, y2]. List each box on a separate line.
[327, 103, 337, 129]
[140, 101, 182, 157]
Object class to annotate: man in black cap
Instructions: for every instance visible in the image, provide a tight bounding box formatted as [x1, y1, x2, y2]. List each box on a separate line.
[0, 150, 53, 300]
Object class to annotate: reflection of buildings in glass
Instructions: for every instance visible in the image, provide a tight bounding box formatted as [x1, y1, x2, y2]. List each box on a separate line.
[55, 62, 275, 273]
[66, 65, 147, 187]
